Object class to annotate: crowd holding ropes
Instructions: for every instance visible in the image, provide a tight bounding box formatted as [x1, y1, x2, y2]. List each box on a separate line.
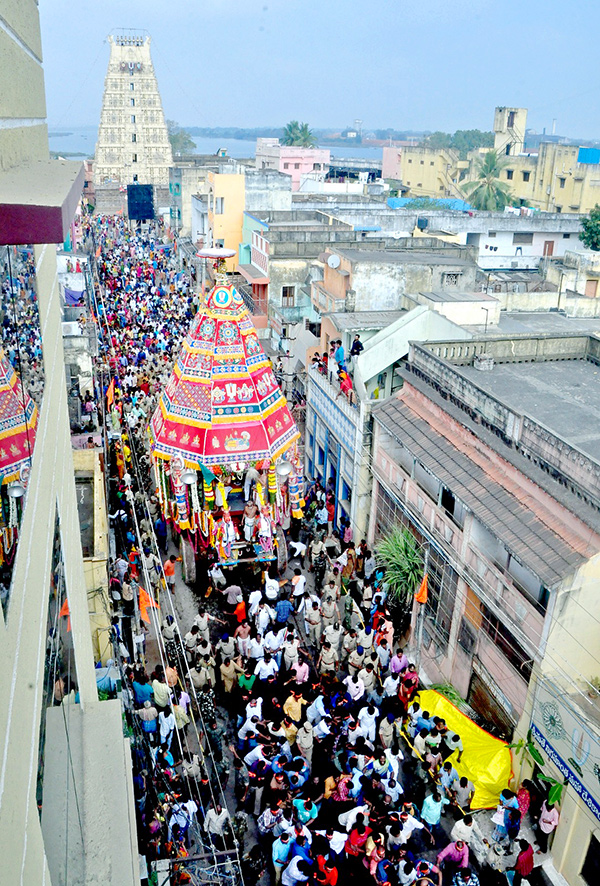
[25, 214, 567, 886]
[83, 216, 248, 885]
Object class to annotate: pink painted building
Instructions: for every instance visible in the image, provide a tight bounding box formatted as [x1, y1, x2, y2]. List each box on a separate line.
[382, 146, 402, 180]
[256, 138, 330, 191]
[369, 335, 600, 737]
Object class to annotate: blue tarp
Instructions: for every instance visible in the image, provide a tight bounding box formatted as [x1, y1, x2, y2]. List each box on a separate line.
[577, 147, 600, 165]
[387, 197, 473, 212]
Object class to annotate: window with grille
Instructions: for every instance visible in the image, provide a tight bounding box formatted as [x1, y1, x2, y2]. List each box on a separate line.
[282, 286, 295, 308]
[373, 483, 407, 540]
[443, 273, 461, 286]
[480, 603, 532, 680]
[423, 550, 457, 652]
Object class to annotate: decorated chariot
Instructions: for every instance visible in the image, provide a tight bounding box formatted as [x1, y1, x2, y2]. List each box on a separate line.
[149, 252, 303, 582]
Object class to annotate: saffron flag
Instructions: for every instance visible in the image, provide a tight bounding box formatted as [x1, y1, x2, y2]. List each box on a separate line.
[106, 378, 115, 411]
[139, 586, 159, 623]
[415, 573, 428, 604]
[59, 598, 71, 631]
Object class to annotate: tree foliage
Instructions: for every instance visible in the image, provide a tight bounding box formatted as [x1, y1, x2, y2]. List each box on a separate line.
[167, 120, 196, 155]
[281, 121, 317, 148]
[424, 129, 494, 159]
[461, 150, 512, 211]
[579, 205, 600, 251]
[376, 527, 423, 631]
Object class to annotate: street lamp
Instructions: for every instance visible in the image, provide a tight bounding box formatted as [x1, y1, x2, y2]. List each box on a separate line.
[481, 306, 490, 335]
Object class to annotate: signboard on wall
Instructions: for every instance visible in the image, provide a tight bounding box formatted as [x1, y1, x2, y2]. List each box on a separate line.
[531, 678, 600, 823]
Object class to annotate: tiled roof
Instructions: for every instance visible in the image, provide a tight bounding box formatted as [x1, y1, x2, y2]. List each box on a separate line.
[374, 393, 592, 587]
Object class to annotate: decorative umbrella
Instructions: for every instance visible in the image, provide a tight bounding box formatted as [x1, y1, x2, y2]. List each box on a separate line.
[0, 348, 37, 484]
[150, 282, 300, 469]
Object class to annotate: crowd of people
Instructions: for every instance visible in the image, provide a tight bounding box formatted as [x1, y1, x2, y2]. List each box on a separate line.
[119, 511, 552, 886]
[65, 219, 556, 886]
[1, 246, 45, 407]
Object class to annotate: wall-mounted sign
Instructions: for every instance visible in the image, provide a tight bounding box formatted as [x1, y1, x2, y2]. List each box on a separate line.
[531, 678, 600, 823]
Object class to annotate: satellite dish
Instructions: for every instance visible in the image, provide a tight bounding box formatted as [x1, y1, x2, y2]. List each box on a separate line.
[327, 254, 341, 269]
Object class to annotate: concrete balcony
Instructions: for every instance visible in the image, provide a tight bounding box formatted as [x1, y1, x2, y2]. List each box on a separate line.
[308, 363, 360, 418]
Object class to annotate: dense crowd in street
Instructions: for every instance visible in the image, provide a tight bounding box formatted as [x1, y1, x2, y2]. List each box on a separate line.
[79, 221, 559, 886]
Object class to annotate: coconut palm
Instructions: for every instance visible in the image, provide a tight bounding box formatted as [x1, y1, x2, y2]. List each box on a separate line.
[281, 121, 317, 148]
[376, 527, 423, 631]
[461, 150, 512, 211]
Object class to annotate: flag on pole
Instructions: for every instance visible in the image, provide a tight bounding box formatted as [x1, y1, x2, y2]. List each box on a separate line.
[139, 587, 160, 623]
[59, 598, 71, 631]
[415, 574, 428, 604]
[106, 378, 115, 411]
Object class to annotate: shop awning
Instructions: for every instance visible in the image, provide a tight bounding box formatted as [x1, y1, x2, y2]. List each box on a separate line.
[237, 263, 269, 285]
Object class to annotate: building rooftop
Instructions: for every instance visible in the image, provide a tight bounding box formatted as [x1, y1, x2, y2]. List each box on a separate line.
[493, 312, 600, 336]
[419, 290, 499, 304]
[324, 310, 407, 332]
[334, 248, 475, 267]
[374, 387, 594, 587]
[457, 357, 600, 459]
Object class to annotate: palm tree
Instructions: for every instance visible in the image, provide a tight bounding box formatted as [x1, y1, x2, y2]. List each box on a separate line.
[461, 150, 512, 211]
[376, 527, 424, 632]
[281, 121, 317, 148]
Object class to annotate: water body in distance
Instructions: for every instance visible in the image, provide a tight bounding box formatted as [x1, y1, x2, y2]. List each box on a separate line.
[48, 126, 386, 162]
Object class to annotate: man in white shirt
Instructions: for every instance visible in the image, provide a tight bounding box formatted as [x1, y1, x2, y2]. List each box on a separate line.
[256, 601, 276, 634]
[248, 588, 263, 617]
[204, 803, 229, 847]
[398, 811, 426, 844]
[357, 703, 379, 743]
[264, 626, 286, 664]
[282, 857, 311, 886]
[255, 653, 279, 681]
[344, 674, 365, 702]
[383, 673, 400, 697]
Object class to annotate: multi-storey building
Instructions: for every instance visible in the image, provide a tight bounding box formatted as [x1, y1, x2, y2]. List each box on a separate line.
[396, 106, 600, 215]
[256, 138, 331, 191]
[369, 333, 600, 737]
[0, 3, 138, 883]
[368, 329, 600, 886]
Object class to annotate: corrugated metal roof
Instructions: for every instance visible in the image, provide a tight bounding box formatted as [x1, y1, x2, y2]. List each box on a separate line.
[324, 310, 406, 332]
[374, 395, 589, 587]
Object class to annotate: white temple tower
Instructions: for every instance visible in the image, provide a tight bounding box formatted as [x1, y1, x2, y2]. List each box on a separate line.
[94, 33, 173, 194]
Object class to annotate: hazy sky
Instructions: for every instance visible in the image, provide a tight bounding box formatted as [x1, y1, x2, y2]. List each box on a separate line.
[39, 0, 600, 138]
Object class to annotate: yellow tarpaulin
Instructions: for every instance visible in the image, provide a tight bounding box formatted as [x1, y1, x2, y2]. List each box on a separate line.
[416, 690, 513, 809]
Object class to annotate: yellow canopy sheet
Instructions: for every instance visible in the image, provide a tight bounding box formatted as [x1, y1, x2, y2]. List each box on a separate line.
[415, 690, 513, 809]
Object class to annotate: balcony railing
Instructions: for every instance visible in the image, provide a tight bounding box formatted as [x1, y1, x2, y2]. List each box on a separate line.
[308, 363, 360, 414]
[235, 280, 267, 316]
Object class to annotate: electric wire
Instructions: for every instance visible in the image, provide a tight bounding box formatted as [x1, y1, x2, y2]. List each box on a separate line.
[87, 220, 246, 880]
[89, 219, 600, 806]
